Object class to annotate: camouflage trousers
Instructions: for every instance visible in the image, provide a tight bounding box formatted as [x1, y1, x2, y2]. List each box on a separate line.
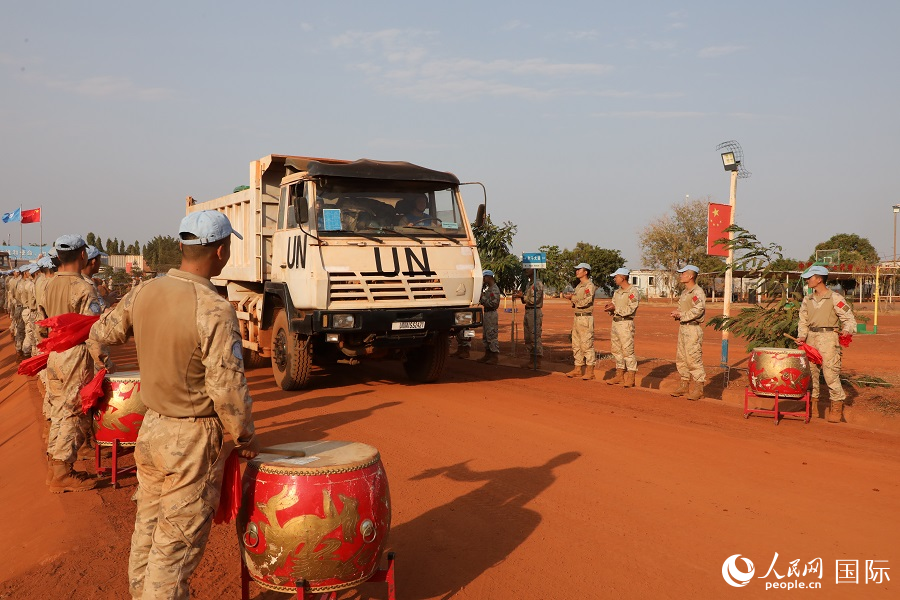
[675, 323, 705, 382]
[12, 305, 25, 352]
[482, 310, 499, 353]
[21, 307, 36, 356]
[807, 330, 844, 402]
[610, 319, 637, 371]
[455, 329, 471, 349]
[46, 344, 94, 463]
[523, 308, 542, 357]
[571, 314, 595, 366]
[129, 411, 226, 600]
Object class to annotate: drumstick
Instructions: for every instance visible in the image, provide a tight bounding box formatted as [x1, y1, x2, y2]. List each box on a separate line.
[260, 447, 307, 458]
[783, 333, 800, 343]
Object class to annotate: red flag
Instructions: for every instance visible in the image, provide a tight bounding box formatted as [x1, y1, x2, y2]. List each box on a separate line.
[21, 208, 41, 223]
[707, 202, 732, 257]
[81, 368, 108, 414]
[214, 449, 243, 524]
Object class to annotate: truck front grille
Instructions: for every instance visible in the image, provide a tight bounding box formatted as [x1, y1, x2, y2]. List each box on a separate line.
[329, 273, 447, 303]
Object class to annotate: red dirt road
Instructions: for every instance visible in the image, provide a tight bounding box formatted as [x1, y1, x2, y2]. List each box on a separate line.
[1, 304, 898, 599]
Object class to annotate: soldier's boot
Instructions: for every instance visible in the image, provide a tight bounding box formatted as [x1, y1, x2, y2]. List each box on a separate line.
[827, 400, 844, 423]
[622, 371, 636, 388]
[485, 351, 499, 365]
[670, 379, 690, 397]
[520, 357, 542, 370]
[451, 347, 470, 359]
[582, 365, 595, 381]
[16, 350, 25, 362]
[686, 379, 704, 401]
[565, 366, 585, 378]
[45, 454, 53, 486]
[606, 369, 625, 385]
[48, 460, 97, 494]
[76, 440, 96, 461]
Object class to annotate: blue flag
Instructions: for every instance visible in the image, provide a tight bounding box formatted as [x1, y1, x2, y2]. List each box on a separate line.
[2, 208, 21, 223]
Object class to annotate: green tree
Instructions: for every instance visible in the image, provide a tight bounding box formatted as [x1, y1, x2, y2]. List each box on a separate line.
[105, 238, 116, 255]
[473, 216, 520, 293]
[809, 233, 879, 266]
[85, 232, 97, 247]
[770, 257, 800, 271]
[119, 239, 126, 254]
[560, 242, 625, 295]
[143, 235, 181, 272]
[708, 225, 807, 351]
[538, 244, 568, 294]
[639, 197, 723, 297]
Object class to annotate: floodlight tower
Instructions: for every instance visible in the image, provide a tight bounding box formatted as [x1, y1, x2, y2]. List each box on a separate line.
[715, 140, 751, 369]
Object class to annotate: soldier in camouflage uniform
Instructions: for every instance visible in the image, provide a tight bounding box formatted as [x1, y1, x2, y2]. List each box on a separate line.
[514, 268, 544, 369]
[476, 270, 501, 364]
[670, 265, 706, 400]
[90, 210, 258, 600]
[34, 256, 58, 441]
[604, 268, 640, 387]
[9, 268, 24, 359]
[82, 245, 109, 311]
[40, 235, 110, 493]
[563, 263, 597, 380]
[797, 265, 857, 423]
[15, 264, 39, 359]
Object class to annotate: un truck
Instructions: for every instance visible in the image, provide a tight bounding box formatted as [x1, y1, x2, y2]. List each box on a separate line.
[186, 155, 485, 390]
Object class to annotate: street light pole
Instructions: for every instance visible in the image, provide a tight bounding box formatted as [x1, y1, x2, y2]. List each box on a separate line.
[893, 204, 900, 303]
[721, 169, 738, 366]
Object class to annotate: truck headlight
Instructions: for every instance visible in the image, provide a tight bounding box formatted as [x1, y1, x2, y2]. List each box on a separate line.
[455, 312, 474, 326]
[332, 314, 355, 328]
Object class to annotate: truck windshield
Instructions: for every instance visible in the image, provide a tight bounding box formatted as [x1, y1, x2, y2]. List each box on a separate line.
[314, 181, 466, 238]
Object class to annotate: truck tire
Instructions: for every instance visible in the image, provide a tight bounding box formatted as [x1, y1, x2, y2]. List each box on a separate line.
[403, 332, 450, 383]
[243, 348, 271, 369]
[272, 309, 311, 390]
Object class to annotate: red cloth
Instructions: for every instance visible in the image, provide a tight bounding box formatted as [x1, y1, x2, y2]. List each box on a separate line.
[17, 354, 49, 376]
[706, 202, 732, 257]
[839, 333, 853, 348]
[80, 368, 108, 414]
[21, 208, 41, 223]
[799, 342, 823, 366]
[214, 449, 243, 524]
[37, 314, 100, 353]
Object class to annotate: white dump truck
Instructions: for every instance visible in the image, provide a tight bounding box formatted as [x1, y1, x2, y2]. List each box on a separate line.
[186, 155, 485, 390]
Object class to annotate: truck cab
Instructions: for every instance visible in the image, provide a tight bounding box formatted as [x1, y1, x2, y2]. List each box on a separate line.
[192, 155, 484, 390]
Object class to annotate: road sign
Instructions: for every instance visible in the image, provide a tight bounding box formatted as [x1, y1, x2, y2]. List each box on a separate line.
[522, 252, 547, 269]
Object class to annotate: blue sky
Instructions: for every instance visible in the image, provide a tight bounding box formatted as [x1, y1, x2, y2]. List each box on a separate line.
[3, 1, 899, 265]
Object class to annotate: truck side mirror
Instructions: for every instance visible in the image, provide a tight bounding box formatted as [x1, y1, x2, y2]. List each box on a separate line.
[295, 200, 309, 224]
[474, 204, 485, 228]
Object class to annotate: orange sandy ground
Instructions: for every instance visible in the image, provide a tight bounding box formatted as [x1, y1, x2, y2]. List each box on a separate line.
[1, 301, 898, 599]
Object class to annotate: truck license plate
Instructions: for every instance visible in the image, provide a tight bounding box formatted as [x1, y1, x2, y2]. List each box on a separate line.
[392, 321, 425, 330]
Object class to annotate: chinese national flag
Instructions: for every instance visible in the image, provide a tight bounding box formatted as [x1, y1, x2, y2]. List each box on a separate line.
[21, 208, 41, 223]
[707, 203, 732, 257]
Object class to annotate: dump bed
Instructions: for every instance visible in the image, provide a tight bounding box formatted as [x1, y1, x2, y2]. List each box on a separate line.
[186, 155, 346, 283]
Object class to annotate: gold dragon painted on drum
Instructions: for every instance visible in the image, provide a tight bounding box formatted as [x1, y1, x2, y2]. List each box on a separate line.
[97, 380, 146, 434]
[244, 485, 370, 585]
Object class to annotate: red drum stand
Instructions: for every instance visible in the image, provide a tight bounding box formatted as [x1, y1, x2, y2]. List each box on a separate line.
[95, 440, 135, 487]
[743, 388, 811, 425]
[239, 552, 396, 600]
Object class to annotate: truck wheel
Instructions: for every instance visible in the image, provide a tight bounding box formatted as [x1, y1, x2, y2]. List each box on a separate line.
[403, 332, 450, 383]
[243, 348, 271, 369]
[272, 309, 311, 390]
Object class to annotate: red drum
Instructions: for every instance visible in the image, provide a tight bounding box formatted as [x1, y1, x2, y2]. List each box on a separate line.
[748, 348, 811, 398]
[92, 371, 147, 446]
[238, 441, 391, 594]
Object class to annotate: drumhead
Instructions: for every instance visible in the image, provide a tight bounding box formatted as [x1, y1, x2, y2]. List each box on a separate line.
[251, 441, 380, 475]
[106, 370, 141, 381]
[751, 347, 805, 355]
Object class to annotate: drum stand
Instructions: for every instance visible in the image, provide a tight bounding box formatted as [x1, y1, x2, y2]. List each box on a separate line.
[95, 440, 136, 487]
[240, 552, 396, 600]
[743, 389, 811, 425]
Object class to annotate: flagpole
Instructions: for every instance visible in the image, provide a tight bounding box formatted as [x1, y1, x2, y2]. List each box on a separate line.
[19, 204, 23, 264]
[40, 205, 43, 255]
